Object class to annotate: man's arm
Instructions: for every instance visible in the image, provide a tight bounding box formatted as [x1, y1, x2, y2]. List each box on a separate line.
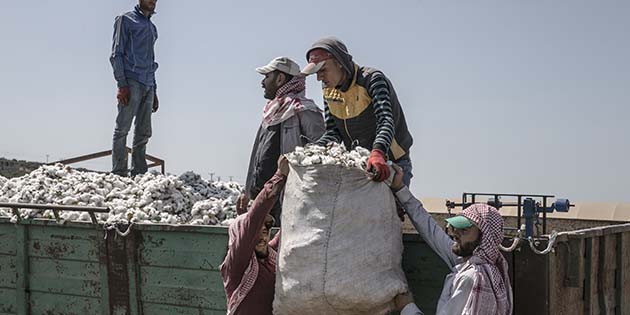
[315, 101, 343, 146]
[400, 303, 424, 315]
[109, 15, 128, 88]
[442, 269, 475, 314]
[269, 230, 281, 251]
[223, 170, 287, 278]
[395, 186, 459, 269]
[367, 72, 395, 154]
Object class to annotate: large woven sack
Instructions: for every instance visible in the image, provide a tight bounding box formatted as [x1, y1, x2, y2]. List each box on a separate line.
[273, 164, 407, 315]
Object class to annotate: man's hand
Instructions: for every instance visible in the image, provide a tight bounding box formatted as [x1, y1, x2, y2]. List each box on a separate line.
[277, 155, 289, 176]
[117, 87, 130, 105]
[366, 149, 390, 182]
[152, 94, 159, 113]
[394, 291, 415, 311]
[390, 163, 405, 192]
[236, 193, 249, 215]
[389, 164, 406, 221]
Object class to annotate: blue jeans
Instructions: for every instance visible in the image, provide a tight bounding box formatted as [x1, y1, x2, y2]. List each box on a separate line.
[396, 158, 413, 187]
[112, 79, 154, 176]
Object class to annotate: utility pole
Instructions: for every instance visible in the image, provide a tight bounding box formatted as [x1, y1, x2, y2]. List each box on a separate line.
[46, 154, 49, 163]
[208, 172, 215, 181]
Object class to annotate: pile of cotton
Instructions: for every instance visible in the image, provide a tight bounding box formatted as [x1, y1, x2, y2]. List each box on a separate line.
[0, 164, 240, 226]
[286, 143, 370, 169]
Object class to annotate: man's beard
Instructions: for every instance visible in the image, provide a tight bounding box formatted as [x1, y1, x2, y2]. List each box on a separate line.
[452, 237, 481, 257]
[255, 249, 269, 259]
[264, 85, 278, 100]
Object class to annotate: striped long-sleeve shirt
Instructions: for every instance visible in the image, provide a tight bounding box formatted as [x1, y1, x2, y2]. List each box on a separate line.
[369, 72, 396, 152]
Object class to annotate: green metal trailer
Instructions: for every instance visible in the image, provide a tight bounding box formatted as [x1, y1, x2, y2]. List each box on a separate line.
[0, 205, 450, 315]
[1, 203, 629, 315]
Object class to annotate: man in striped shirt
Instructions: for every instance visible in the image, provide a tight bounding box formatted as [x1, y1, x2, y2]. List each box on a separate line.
[302, 37, 414, 185]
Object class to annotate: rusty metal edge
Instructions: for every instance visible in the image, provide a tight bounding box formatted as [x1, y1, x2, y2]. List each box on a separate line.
[15, 224, 29, 315]
[106, 230, 131, 315]
[555, 223, 630, 242]
[597, 236, 607, 313]
[0, 202, 109, 213]
[584, 238, 593, 314]
[48, 147, 165, 174]
[126, 230, 141, 315]
[615, 233, 623, 315]
[0, 218, 230, 235]
[99, 227, 111, 315]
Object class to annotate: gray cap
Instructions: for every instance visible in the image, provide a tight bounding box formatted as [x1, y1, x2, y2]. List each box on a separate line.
[256, 56, 301, 76]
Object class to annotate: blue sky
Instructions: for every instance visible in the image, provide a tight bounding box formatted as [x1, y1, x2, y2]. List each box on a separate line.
[1, 0, 628, 202]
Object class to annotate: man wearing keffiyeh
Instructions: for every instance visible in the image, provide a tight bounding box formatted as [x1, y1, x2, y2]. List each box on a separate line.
[220, 157, 289, 315]
[389, 165, 513, 315]
[238, 57, 324, 226]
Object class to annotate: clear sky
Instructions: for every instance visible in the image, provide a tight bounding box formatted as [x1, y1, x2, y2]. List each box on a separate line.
[1, 1, 628, 202]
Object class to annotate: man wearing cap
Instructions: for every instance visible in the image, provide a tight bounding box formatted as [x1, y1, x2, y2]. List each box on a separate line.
[221, 157, 289, 315]
[237, 57, 325, 224]
[302, 37, 414, 185]
[389, 164, 513, 315]
[110, 0, 160, 177]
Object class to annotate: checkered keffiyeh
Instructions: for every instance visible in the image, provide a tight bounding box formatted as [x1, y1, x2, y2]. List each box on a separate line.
[462, 204, 513, 315]
[225, 215, 278, 315]
[261, 76, 307, 129]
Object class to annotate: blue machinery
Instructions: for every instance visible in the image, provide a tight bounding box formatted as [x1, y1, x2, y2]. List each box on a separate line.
[446, 193, 573, 254]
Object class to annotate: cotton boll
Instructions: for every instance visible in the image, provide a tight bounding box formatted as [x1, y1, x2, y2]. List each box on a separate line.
[79, 212, 91, 222]
[285, 143, 371, 170]
[221, 218, 235, 226]
[321, 156, 336, 165]
[0, 165, 241, 226]
[61, 196, 78, 205]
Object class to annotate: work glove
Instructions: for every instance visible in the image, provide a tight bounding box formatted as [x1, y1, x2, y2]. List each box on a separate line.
[117, 87, 130, 106]
[366, 149, 390, 182]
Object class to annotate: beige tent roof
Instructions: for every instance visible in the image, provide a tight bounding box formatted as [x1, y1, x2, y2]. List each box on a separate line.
[418, 197, 630, 222]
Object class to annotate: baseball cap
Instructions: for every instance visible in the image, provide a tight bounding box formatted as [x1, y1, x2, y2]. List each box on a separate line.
[256, 56, 301, 77]
[301, 48, 333, 75]
[445, 215, 475, 229]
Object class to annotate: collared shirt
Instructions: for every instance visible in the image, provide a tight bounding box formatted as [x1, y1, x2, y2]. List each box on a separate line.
[110, 5, 158, 88]
[396, 187, 476, 315]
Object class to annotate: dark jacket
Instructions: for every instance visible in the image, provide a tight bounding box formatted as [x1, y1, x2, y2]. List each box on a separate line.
[310, 37, 413, 161]
[245, 107, 324, 200]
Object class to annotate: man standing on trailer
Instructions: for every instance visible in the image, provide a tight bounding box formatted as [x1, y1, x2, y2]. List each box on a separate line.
[109, 0, 159, 177]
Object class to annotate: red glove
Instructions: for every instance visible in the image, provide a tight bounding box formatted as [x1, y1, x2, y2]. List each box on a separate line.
[366, 149, 390, 182]
[117, 87, 130, 105]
